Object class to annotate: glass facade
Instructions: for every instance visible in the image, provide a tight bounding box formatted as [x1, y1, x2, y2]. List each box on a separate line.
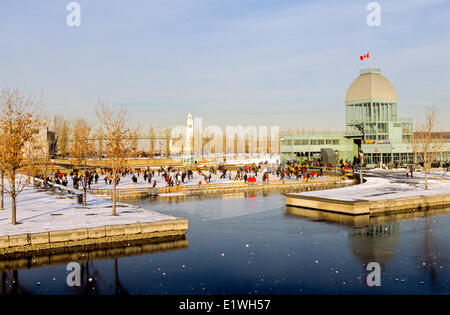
[279, 69, 449, 166]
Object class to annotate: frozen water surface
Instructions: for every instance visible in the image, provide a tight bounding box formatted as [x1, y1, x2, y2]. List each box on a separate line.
[0, 191, 449, 295]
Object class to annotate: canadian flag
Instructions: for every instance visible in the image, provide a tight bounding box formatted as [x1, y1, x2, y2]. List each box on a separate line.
[360, 52, 370, 61]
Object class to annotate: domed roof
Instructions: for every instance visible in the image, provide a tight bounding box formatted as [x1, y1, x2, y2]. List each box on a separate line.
[345, 68, 397, 102]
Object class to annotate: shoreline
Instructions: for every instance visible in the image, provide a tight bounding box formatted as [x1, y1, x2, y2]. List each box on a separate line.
[0, 181, 189, 256]
[0, 218, 188, 256]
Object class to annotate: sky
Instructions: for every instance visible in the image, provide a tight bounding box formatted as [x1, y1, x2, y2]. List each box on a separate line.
[0, 0, 449, 131]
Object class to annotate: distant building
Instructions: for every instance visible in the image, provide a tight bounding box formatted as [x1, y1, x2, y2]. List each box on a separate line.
[280, 68, 450, 167]
[25, 121, 57, 159]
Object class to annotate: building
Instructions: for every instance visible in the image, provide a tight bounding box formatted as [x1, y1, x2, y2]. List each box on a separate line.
[25, 120, 57, 160]
[280, 131, 355, 163]
[280, 67, 450, 167]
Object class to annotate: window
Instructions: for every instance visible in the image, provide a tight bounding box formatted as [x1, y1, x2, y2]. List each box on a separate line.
[378, 123, 387, 133]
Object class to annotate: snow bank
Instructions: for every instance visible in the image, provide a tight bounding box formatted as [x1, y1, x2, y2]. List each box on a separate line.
[0, 186, 177, 236]
[293, 176, 450, 202]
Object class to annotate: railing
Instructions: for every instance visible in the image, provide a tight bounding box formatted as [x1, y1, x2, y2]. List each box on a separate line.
[34, 178, 85, 203]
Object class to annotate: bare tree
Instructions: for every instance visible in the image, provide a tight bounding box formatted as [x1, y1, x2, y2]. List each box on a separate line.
[69, 118, 94, 206]
[0, 88, 38, 224]
[414, 106, 445, 190]
[23, 141, 50, 189]
[0, 168, 4, 210]
[95, 126, 104, 159]
[96, 100, 134, 216]
[0, 129, 5, 210]
[0, 124, 6, 211]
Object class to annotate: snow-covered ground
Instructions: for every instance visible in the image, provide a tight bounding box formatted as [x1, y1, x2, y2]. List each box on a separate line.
[294, 173, 450, 202]
[371, 167, 450, 178]
[0, 186, 177, 236]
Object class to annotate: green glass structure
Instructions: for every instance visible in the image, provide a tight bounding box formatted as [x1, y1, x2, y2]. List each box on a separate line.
[280, 68, 449, 167]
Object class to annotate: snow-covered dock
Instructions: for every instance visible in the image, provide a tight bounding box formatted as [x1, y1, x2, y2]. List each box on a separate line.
[286, 170, 450, 216]
[0, 186, 188, 256]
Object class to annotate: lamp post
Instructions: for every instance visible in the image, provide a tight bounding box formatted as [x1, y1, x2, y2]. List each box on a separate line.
[355, 124, 365, 185]
[359, 152, 364, 184]
[51, 159, 55, 189]
[335, 150, 339, 174]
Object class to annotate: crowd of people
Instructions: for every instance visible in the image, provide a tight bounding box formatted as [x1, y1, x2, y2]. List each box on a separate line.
[35, 159, 339, 191]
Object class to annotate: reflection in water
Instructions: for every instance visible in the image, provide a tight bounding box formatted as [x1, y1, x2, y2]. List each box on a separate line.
[286, 205, 450, 228]
[285, 206, 370, 227]
[419, 216, 445, 292]
[348, 223, 400, 268]
[70, 258, 128, 295]
[1, 269, 31, 295]
[1, 190, 449, 294]
[0, 235, 187, 272]
[0, 235, 188, 295]
[114, 258, 127, 295]
[287, 205, 449, 286]
[286, 207, 402, 267]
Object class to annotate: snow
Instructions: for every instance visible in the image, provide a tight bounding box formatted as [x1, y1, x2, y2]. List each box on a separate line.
[0, 185, 177, 236]
[293, 172, 450, 202]
[158, 192, 187, 197]
[371, 167, 450, 178]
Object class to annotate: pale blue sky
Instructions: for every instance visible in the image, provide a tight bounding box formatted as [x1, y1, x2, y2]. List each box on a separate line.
[0, 0, 449, 130]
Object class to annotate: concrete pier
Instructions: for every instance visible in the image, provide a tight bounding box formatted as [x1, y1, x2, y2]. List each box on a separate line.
[286, 174, 450, 217]
[285, 195, 370, 215]
[0, 218, 188, 257]
[286, 193, 450, 216]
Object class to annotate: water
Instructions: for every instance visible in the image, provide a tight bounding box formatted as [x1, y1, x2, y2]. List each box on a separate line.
[1, 191, 449, 295]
